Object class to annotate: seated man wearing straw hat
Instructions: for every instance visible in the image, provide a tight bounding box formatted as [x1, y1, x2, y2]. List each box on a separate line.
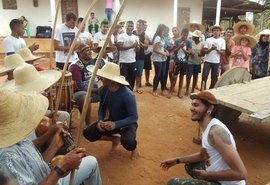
[161, 91, 247, 185]
[0, 90, 102, 185]
[69, 43, 100, 125]
[83, 62, 139, 160]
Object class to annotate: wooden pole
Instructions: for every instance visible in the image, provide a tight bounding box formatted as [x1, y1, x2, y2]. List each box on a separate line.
[61, 1, 99, 184]
[49, 0, 61, 70]
[76, 0, 128, 146]
[54, 0, 98, 119]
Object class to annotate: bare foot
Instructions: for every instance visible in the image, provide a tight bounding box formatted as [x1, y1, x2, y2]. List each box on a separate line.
[177, 94, 184, 99]
[110, 136, 120, 153]
[131, 148, 139, 160]
[167, 92, 172, 99]
[185, 91, 189, 96]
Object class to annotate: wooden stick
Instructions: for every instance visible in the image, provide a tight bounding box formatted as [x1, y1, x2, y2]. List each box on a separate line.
[49, 0, 61, 70]
[54, 0, 98, 119]
[62, 1, 99, 185]
[76, 0, 128, 146]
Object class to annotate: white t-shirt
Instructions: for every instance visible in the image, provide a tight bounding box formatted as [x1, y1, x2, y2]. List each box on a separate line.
[3, 35, 27, 55]
[204, 37, 225, 63]
[93, 32, 114, 45]
[202, 118, 246, 185]
[152, 36, 167, 62]
[54, 24, 78, 63]
[118, 33, 139, 63]
[144, 30, 153, 55]
[78, 31, 93, 44]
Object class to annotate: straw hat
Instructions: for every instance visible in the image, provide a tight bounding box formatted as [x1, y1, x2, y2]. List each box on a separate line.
[97, 62, 129, 86]
[191, 30, 202, 38]
[187, 21, 205, 32]
[258, 29, 270, 36]
[17, 47, 44, 62]
[233, 34, 257, 48]
[0, 54, 25, 76]
[233, 21, 255, 35]
[117, 17, 125, 24]
[2, 63, 62, 92]
[190, 91, 218, 105]
[209, 25, 222, 32]
[0, 89, 49, 148]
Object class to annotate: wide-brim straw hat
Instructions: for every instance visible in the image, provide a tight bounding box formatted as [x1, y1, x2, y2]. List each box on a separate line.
[0, 54, 25, 76]
[190, 91, 218, 105]
[17, 47, 44, 62]
[191, 30, 202, 38]
[187, 21, 205, 32]
[233, 21, 255, 35]
[233, 34, 257, 48]
[209, 24, 222, 32]
[2, 63, 62, 92]
[97, 62, 129, 86]
[0, 89, 49, 148]
[258, 29, 270, 36]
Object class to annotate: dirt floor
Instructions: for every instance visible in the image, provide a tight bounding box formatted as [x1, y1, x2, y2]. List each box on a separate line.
[1, 58, 270, 185]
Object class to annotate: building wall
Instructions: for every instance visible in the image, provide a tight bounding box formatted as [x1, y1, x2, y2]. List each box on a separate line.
[0, 0, 52, 36]
[0, 0, 203, 37]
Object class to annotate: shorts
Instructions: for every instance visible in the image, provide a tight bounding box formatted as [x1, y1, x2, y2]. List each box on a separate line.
[187, 64, 201, 75]
[74, 91, 99, 103]
[174, 62, 187, 76]
[136, 59, 144, 77]
[144, 52, 152, 70]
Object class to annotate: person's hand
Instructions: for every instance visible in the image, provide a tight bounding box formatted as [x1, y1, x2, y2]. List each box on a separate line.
[179, 41, 185, 48]
[96, 120, 106, 132]
[47, 122, 68, 136]
[58, 148, 87, 176]
[160, 158, 178, 170]
[193, 169, 208, 180]
[101, 121, 116, 131]
[211, 44, 217, 50]
[51, 126, 70, 149]
[133, 41, 138, 48]
[29, 43, 39, 52]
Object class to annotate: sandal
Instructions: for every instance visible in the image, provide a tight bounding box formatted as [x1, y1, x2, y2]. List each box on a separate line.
[136, 88, 143, 94]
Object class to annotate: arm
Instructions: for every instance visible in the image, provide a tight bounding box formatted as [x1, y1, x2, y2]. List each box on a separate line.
[54, 39, 70, 52]
[140, 34, 149, 49]
[160, 152, 203, 170]
[242, 48, 251, 61]
[98, 87, 107, 120]
[117, 41, 138, 51]
[196, 125, 247, 181]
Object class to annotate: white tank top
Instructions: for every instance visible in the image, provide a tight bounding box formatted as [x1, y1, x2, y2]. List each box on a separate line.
[202, 118, 246, 185]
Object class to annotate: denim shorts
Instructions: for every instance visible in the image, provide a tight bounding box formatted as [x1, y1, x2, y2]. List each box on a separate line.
[136, 59, 144, 76]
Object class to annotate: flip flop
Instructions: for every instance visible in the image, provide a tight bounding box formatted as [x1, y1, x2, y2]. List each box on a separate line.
[136, 89, 143, 94]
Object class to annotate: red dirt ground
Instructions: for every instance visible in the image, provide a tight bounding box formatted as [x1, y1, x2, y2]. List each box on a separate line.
[1, 58, 270, 185]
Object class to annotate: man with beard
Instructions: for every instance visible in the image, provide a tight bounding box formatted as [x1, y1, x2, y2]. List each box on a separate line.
[161, 91, 247, 185]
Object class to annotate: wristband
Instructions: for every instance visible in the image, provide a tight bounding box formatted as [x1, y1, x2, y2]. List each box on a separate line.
[176, 158, 180, 164]
[54, 166, 65, 177]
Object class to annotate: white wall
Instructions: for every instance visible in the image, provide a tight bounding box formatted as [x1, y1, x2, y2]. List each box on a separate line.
[0, 0, 203, 37]
[0, 0, 52, 36]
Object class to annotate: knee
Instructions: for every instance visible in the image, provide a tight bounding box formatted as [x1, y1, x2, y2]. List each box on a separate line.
[83, 127, 97, 142]
[121, 137, 136, 151]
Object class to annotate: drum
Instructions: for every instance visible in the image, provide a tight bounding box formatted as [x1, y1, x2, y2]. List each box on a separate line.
[53, 72, 74, 112]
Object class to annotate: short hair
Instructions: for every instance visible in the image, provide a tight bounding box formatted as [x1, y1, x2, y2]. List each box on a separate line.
[137, 19, 145, 25]
[9, 19, 23, 30]
[77, 17, 83, 24]
[91, 12, 95, 15]
[65, 12, 77, 22]
[100, 20, 109, 27]
[126, 20, 134, 25]
[181, 28, 189, 34]
[226, 27, 233, 31]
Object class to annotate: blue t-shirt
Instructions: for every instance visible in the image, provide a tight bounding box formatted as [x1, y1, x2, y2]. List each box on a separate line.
[174, 38, 192, 63]
[98, 85, 138, 128]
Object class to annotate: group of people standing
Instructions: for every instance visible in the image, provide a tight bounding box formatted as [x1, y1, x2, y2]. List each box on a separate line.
[0, 9, 268, 185]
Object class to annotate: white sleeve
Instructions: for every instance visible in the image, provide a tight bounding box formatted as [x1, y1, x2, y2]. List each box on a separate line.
[93, 33, 99, 44]
[118, 34, 124, 43]
[54, 26, 61, 41]
[3, 38, 15, 54]
[154, 36, 161, 44]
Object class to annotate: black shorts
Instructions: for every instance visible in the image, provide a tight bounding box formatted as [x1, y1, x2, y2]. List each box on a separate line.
[144, 52, 152, 70]
[174, 62, 187, 76]
[187, 64, 201, 76]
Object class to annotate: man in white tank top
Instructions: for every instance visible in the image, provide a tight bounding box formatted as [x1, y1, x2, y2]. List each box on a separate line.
[161, 91, 247, 185]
